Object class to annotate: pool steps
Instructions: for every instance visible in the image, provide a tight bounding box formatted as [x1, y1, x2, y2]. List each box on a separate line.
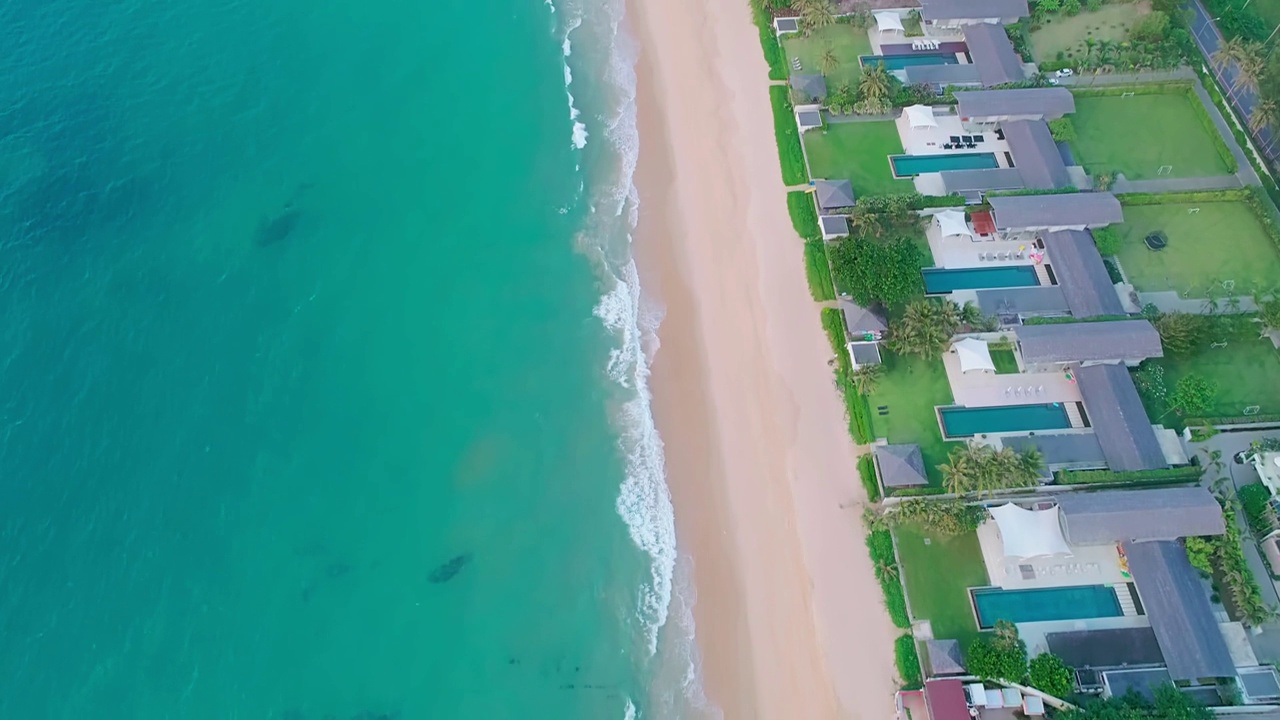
[1113, 584, 1140, 616]
[1065, 403, 1085, 429]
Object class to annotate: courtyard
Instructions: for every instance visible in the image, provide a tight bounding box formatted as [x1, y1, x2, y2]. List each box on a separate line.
[1113, 200, 1280, 298]
[803, 120, 916, 197]
[1071, 91, 1233, 180]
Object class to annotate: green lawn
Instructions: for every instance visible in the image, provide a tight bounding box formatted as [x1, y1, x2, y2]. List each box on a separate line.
[781, 25, 873, 90]
[1135, 322, 1280, 421]
[1113, 201, 1280, 297]
[990, 347, 1019, 374]
[1071, 93, 1232, 179]
[804, 121, 916, 198]
[867, 351, 959, 485]
[1029, 5, 1148, 63]
[1255, 0, 1280, 34]
[894, 525, 989, 646]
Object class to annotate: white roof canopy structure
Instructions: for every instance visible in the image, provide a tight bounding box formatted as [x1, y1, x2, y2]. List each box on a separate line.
[954, 337, 995, 373]
[904, 103, 937, 128]
[989, 503, 1073, 559]
[936, 209, 971, 237]
[875, 11, 906, 33]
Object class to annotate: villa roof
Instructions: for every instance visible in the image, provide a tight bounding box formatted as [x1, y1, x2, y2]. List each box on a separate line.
[904, 63, 983, 87]
[790, 73, 827, 102]
[841, 300, 887, 335]
[976, 286, 1069, 317]
[1001, 432, 1106, 468]
[1057, 487, 1224, 544]
[1045, 627, 1165, 669]
[850, 342, 884, 366]
[920, 0, 1030, 22]
[963, 22, 1025, 86]
[815, 179, 855, 210]
[1075, 363, 1169, 471]
[989, 193, 1123, 230]
[819, 215, 849, 237]
[1039, 230, 1126, 317]
[797, 110, 824, 129]
[1003, 120, 1071, 189]
[926, 639, 967, 675]
[874, 444, 928, 487]
[1015, 320, 1162, 364]
[939, 167, 1026, 194]
[955, 88, 1076, 120]
[925, 679, 971, 720]
[1124, 540, 1237, 681]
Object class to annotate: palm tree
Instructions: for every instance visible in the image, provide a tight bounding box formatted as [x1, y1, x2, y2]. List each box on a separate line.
[1252, 98, 1279, 134]
[887, 299, 961, 358]
[818, 44, 840, 76]
[850, 365, 882, 395]
[858, 63, 892, 103]
[1234, 47, 1265, 96]
[798, 0, 836, 33]
[1212, 36, 1247, 74]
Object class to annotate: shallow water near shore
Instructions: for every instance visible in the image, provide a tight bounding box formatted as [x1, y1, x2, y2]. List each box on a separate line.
[0, 0, 695, 717]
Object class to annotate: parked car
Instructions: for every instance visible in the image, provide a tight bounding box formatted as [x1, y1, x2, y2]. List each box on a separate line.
[1055, 68, 1074, 77]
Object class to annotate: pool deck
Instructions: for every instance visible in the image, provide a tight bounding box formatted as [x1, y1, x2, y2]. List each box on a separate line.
[868, 26, 963, 55]
[943, 352, 1083, 408]
[895, 113, 1013, 158]
[976, 520, 1131, 590]
[1017, 616, 1155, 659]
[924, 222, 1043, 270]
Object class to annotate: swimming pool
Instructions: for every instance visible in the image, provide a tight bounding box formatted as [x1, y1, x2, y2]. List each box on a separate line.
[922, 265, 1039, 293]
[938, 403, 1072, 437]
[890, 153, 1000, 177]
[971, 585, 1123, 628]
[860, 53, 956, 70]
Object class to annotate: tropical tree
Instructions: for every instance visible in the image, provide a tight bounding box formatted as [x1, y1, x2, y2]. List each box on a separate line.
[1154, 311, 1206, 354]
[850, 364, 883, 395]
[1167, 374, 1217, 417]
[1259, 297, 1280, 334]
[888, 299, 961, 357]
[1251, 98, 1279, 134]
[798, 0, 836, 33]
[1235, 47, 1266, 96]
[967, 620, 1028, 681]
[818, 44, 840, 75]
[856, 63, 894, 115]
[1212, 36, 1248, 74]
[1027, 653, 1074, 698]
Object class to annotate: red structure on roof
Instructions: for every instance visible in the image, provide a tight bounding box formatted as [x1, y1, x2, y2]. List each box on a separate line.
[971, 210, 996, 236]
[925, 679, 971, 720]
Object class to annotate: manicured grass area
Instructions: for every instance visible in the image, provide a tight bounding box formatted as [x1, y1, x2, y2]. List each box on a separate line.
[770, 86, 809, 186]
[788, 190, 821, 241]
[803, 121, 916, 198]
[1114, 201, 1280, 297]
[1254, 0, 1280, 35]
[780, 25, 873, 90]
[989, 346, 1019, 374]
[804, 239, 836, 301]
[894, 524, 989, 645]
[1136, 323, 1280, 421]
[866, 351, 959, 485]
[1029, 4, 1148, 63]
[896, 635, 923, 690]
[1071, 93, 1233, 179]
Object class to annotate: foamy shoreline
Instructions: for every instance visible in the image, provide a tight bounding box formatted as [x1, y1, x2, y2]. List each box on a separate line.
[628, 0, 901, 716]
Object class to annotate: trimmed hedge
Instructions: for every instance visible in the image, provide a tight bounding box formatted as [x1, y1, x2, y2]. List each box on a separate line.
[1185, 414, 1280, 426]
[867, 529, 910, 628]
[889, 486, 948, 497]
[1055, 465, 1204, 485]
[770, 85, 809, 186]
[896, 634, 923, 690]
[1238, 482, 1274, 538]
[788, 190, 822, 241]
[804, 239, 836, 301]
[1023, 314, 1133, 325]
[822, 308, 874, 444]
[1118, 188, 1251, 205]
[859, 453, 881, 503]
[749, 0, 788, 81]
[918, 194, 969, 208]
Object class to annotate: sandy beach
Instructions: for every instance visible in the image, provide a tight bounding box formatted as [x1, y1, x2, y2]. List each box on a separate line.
[629, 0, 901, 718]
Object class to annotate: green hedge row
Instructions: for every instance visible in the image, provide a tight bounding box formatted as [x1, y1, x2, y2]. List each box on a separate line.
[770, 85, 809, 186]
[1186, 413, 1280, 426]
[788, 190, 821, 241]
[1238, 482, 1274, 539]
[821, 307, 874, 443]
[1055, 465, 1204, 485]
[867, 529, 910, 628]
[889, 486, 948, 497]
[1118, 188, 1251, 205]
[918, 194, 969, 208]
[1070, 82, 1193, 98]
[804, 239, 836, 301]
[896, 634, 923, 690]
[1023, 314, 1133, 325]
[859, 453, 881, 503]
[749, 0, 787, 81]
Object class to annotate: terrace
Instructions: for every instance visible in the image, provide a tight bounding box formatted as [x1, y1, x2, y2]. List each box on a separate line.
[1071, 92, 1234, 180]
[942, 343, 1083, 409]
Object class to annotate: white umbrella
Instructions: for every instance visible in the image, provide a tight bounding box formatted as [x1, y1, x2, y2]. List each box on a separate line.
[936, 209, 972, 238]
[954, 337, 995, 373]
[903, 103, 937, 129]
[874, 11, 905, 33]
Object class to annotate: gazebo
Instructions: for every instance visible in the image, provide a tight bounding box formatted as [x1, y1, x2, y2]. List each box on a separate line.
[904, 104, 938, 129]
[935, 209, 972, 238]
[874, 11, 906, 34]
[953, 337, 995, 374]
[988, 503, 1072, 559]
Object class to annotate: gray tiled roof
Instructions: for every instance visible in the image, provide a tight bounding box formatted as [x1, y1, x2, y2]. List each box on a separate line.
[1040, 229, 1126, 317]
[841, 300, 887, 335]
[1057, 487, 1223, 544]
[850, 342, 883, 366]
[819, 215, 849, 236]
[940, 168, 1025, 194]
[1075, 363, 1169, 471]
[955, 88, 1076, 120]
[989, 192, 1123, 230]
[790, 73, 827, 102]
[1046, 627, 1165, 669]
[815, 179, 855, 210]
[925, 639, 966, 675]
[963, 22, 1025, 86]
[797, 110, 823, 128]
[920, 0, 1030, 21]
[1001, 432, 1106, 468]
[904, 63, 983, 87]
[874, 444, 928, 487]
[1015, 320, 1162, 364]
[1124, 540, 1236, 681]
[976, 286, 1069, 317]
[1004, 119, 1071, 189]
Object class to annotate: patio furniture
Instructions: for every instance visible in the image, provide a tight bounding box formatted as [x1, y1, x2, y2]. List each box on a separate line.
[961, 135, 973, 143]
[943, 143, 953, 149]
[998, 252, 1008, 260]
[965, 142, 976, 149]
[973, 134, 985, 142]
[792, 57, 802, 70]
[995, 128, 1005, 140]
[949, 135, 961, 144]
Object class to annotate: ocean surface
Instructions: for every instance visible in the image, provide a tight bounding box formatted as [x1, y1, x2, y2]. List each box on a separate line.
[0, 0, 707, 717]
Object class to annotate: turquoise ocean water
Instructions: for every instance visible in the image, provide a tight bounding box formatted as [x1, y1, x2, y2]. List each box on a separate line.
[0, 0, 707, 717]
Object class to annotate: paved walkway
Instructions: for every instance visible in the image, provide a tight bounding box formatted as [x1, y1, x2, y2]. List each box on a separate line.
[1137, 289, 1260, 314]
[1187, 0, 1279, 161]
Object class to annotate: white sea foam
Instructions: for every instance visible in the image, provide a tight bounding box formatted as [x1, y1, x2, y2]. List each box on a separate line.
[561, 17, 589, 150]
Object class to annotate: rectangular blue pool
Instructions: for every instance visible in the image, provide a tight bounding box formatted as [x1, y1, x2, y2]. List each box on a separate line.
[972, 585, 1123, 628]
[922, 265, 1039, 293]
[860, 53, 956, 70]
[939, 403, 1072, 437]
[891, 152, 1000, 177]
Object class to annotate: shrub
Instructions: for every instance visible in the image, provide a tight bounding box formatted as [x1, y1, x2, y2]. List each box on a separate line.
[966, 620, 1028, 681]
[896, 634, 923, 689]
[1048, 117, 1077, 143]
[1238, 482, 1275, 537]
[1103, 258, 1124, 284]
[804, 239, 836, 301]
[1062, 0, 1082, 15]
[787, 191, 822, 241]
[1185, 536, 1215, 575]
[859, 453, 881, 502]
[769, 86, 808, 185]
[1154, 312, 1207, 355]
[829, 236, 926, 307]
[1055, 466, 1204, 485]
[1028, 653, 1074, 698]
[1092, 226, 1121, 255]
[1130, 10, 1170, 43]
[881, 499, 986, 535]
[867, 529, 910, 628]
[1167, 373, 1218, 417]
[749, 0, 788, 81]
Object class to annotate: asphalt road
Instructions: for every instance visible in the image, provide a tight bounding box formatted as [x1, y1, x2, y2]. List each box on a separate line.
[1186, 0, 1278, 159]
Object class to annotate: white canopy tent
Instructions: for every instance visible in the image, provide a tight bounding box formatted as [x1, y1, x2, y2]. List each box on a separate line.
[935, 209, 971, 237]
[989, 503, 1073, 559]
[874, 11, 905, 33]
[954, 337, 995, 374]
[903, 104, 937, 128]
